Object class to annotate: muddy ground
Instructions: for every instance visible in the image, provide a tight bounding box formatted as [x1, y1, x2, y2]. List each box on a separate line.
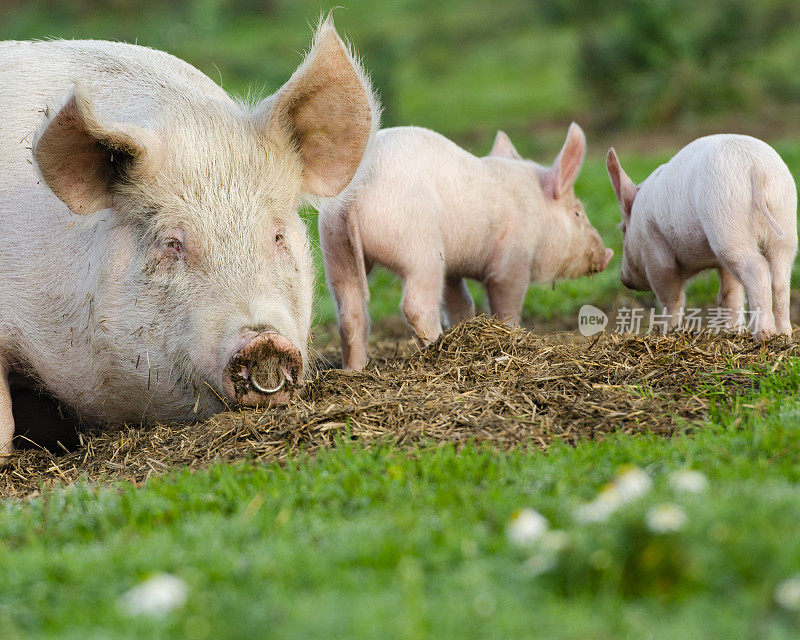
[1, 315, 796, 499]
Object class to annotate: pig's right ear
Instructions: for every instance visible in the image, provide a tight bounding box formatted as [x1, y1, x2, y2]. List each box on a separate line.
[259, 16, 379, 198]
[605, 148, 637, 220]
[490, 131, 522, 160]
[33, 83, 154, 215]
[542, 122, 586, 200]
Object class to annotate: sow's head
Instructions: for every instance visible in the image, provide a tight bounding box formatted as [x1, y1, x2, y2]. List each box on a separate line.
[32, 17, 380, 410]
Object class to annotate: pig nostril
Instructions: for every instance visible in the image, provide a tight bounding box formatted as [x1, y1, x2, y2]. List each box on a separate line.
[249, 364, 286, 395]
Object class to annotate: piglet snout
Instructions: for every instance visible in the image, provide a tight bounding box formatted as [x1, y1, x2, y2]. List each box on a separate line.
[602, 248, 614, 270]
[588, 245, 614, 274]
[224, 330, 303, 407]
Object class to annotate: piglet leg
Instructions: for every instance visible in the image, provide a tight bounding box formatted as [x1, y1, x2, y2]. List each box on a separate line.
[486, 275, 528, 327]
[767, 246, 795, 336]
[401, 270, 444, 346]
[645, 258, 686, 331]
[443, 278, 475, 328]
[724, 249, 777, 340]
[338, 289, 370, 371]
[320, 213, 371, 371]
[717, 267, 745, 331]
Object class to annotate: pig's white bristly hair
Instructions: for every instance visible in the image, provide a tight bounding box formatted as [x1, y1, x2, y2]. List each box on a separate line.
[3, 16, 377, 428]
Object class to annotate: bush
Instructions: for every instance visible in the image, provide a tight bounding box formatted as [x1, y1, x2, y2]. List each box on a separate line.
[577, 0, 800, 127]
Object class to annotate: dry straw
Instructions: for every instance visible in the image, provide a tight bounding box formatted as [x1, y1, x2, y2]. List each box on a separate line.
[1, 316, 796, 499]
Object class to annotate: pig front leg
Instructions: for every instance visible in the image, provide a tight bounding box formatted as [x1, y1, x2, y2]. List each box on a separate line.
[717, 267, 745, 331]
[443, 278, 475, 328]
[401, 269, 444, 346]
[722, 249, 777, 340]
[646, 262, 686, 332]
[486, 275, 528, 327]
[0, 360, 14, 456]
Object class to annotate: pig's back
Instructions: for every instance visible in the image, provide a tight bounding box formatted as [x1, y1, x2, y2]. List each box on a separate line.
[349, 127, 495, 274]
[639, 134, 796, 252]
[365, 126, 482, 200]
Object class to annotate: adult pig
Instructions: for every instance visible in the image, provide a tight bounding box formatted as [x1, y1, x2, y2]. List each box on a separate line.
[606, 135, 797, 340]
[0, 18, 378, 454]
[319, 124, 613, 370]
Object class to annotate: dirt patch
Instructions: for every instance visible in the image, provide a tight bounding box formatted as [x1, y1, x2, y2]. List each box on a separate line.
[2, 317, 798, 499]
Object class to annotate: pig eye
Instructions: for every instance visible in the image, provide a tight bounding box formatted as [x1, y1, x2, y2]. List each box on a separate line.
[164, 237, 184, 259]
[574, 209, 582, 219]
[275, 232, 285, 247]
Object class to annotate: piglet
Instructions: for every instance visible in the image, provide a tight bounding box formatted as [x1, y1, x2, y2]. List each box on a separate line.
[319, 124, 613, 370]
[606, 134, 798, 339]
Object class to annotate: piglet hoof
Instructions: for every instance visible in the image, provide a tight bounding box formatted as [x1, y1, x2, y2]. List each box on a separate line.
[763, 331, 792, 348]
[753, 328, 777, 344]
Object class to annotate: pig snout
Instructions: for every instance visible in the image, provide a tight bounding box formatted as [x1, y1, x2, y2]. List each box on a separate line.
[587, 242, 614, 275]
[223, 329, 303, 407]
[600, 248, 614, 271]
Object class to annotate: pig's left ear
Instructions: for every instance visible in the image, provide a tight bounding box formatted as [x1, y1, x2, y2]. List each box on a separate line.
[259, 16, 379, 197]
[490, 131, 522, 160]
[542, 122, 586, 200]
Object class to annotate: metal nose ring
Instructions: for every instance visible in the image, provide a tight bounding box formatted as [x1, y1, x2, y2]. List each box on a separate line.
[250, 368, 286, 395]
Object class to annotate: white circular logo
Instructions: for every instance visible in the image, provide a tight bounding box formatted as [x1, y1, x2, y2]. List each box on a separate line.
[578, 305, 608, 336]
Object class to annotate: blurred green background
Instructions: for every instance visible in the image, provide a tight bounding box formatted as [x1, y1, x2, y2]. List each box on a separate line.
[2, 0, 799, 328]
[3, 0, 799, 153]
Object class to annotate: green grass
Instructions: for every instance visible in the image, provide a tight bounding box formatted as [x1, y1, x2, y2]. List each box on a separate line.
[3, 4, 800, 635]
[2, 363, 800, 639]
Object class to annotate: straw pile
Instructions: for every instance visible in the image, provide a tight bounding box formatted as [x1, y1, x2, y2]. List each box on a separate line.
[1, 316, 796, 499]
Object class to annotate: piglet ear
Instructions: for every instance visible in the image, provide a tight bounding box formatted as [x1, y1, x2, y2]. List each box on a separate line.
[259, 16, 379, 197]
[605, 147, 637, 221]
[542, 122, 586, 200]
[490, 130, 521, 160]
[33, 82, 153, 215]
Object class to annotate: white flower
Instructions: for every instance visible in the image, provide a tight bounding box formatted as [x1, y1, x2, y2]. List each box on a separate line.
[574, 492, 618, 523]
[119, 573, 188, 617]
[524, 552, 558, 576]
[574, 467, 651, 523]
[540, 529, 570, 553]
[775, 576, 800, 611]
[669, 470, 708, 494]
[507, 508, 548, 546]
[646, 503, 688, 533]
[615, 467, 652, 502]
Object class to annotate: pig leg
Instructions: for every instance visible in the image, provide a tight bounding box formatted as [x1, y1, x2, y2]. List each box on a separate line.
[334, 279, 370, 370]
[401, 269, 444, 346]
[320, 215, 371, 370]
[646, 263, 686, 330]
[721, 249, 776, 340]
[486, 275, 528, 326]
[766, 247, 795, 335]
[717, 267, 745, 330]
[443, 278, 475, 328]
[0, 361, 14, 456]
